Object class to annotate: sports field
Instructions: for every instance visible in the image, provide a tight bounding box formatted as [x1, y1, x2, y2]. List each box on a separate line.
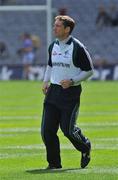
[0, 81, 118, 180]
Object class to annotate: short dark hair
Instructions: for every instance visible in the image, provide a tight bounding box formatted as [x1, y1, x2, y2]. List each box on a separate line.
[55, 15, 75, 34]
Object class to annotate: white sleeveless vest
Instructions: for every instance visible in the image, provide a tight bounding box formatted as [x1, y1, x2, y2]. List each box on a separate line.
[50, 42, 81, 85]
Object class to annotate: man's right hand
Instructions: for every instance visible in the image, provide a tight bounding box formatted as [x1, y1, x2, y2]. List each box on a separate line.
[42, 82, 49, 95]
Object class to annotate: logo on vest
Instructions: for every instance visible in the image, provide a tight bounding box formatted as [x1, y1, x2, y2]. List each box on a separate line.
[52, 62, 70, 68]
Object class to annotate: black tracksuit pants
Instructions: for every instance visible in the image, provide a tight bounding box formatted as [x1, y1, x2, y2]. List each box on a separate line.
[41, 84, 91, 167]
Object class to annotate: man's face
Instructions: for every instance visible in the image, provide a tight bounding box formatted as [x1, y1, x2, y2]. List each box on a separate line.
[53, 19, 69, 40]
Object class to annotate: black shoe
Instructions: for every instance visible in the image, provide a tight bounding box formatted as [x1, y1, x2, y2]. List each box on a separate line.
[46, 165, 62, 170]
[81, 141, 91, 168]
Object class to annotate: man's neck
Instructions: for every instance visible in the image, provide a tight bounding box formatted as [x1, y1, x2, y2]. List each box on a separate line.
[58, 35, 71, 44]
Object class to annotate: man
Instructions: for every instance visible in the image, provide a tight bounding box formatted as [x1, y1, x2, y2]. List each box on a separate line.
[96, 5, 111, 28]
[41, 15, 94, 170]
[20, 33, 35, 79]
[0, 41, 9, 57]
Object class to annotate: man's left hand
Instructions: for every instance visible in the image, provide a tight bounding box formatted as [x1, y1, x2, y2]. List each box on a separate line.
[60, 79, 73, 89]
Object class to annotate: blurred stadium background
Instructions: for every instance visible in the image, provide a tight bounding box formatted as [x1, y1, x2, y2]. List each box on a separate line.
[0, 0, 118, 81]
[0, 1, 118, 179]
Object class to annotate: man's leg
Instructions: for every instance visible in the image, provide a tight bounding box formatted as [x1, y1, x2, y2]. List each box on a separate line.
[41, 102, 62, 168]
[60, 102, 91, 168]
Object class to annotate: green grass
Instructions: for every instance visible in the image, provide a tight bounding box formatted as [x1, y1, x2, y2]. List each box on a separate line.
[0, 81, 118, 180]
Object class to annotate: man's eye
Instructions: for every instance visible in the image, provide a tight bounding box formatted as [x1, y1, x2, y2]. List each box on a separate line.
[54, 24, 62, 27]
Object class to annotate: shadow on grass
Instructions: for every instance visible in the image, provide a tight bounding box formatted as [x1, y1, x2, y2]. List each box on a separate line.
[26, 167, 82, 174]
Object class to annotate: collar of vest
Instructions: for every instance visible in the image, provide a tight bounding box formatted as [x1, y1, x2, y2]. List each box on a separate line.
[55, 36, 73, 45]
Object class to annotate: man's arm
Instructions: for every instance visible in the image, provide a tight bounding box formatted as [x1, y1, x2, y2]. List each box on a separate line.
[72, 69, 94, 83]
[42, 65, 51, 94]
[60, 69, 93, 89]
[60, 43, 94, 89]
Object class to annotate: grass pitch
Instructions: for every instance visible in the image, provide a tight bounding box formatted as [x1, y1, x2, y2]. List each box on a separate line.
[0, 81, 118, 180]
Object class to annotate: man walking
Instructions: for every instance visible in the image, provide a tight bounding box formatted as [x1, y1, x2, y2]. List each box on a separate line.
[41, 15, 94, 169]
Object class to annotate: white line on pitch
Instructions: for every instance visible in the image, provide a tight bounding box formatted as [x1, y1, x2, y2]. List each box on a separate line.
[79, 122, 118, 126]
[0, 121, 118, 133]
[0, 106, 40, 110]
[67, 167, 118, 174]
[1, 144, 118, 151]
[0, 152, 39, 159]
[0, 111, 118, 120]
[0, 127, 39, 133]
[80, 111, 118, 116]
[0, 116, 39, 120]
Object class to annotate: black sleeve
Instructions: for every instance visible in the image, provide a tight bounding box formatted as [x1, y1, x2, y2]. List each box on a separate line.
[48, 42, 55, 67]
[73, 42, 93, 71]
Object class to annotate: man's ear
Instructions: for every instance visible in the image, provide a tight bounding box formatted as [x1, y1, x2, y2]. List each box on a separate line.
[65, 27, 70, 34]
